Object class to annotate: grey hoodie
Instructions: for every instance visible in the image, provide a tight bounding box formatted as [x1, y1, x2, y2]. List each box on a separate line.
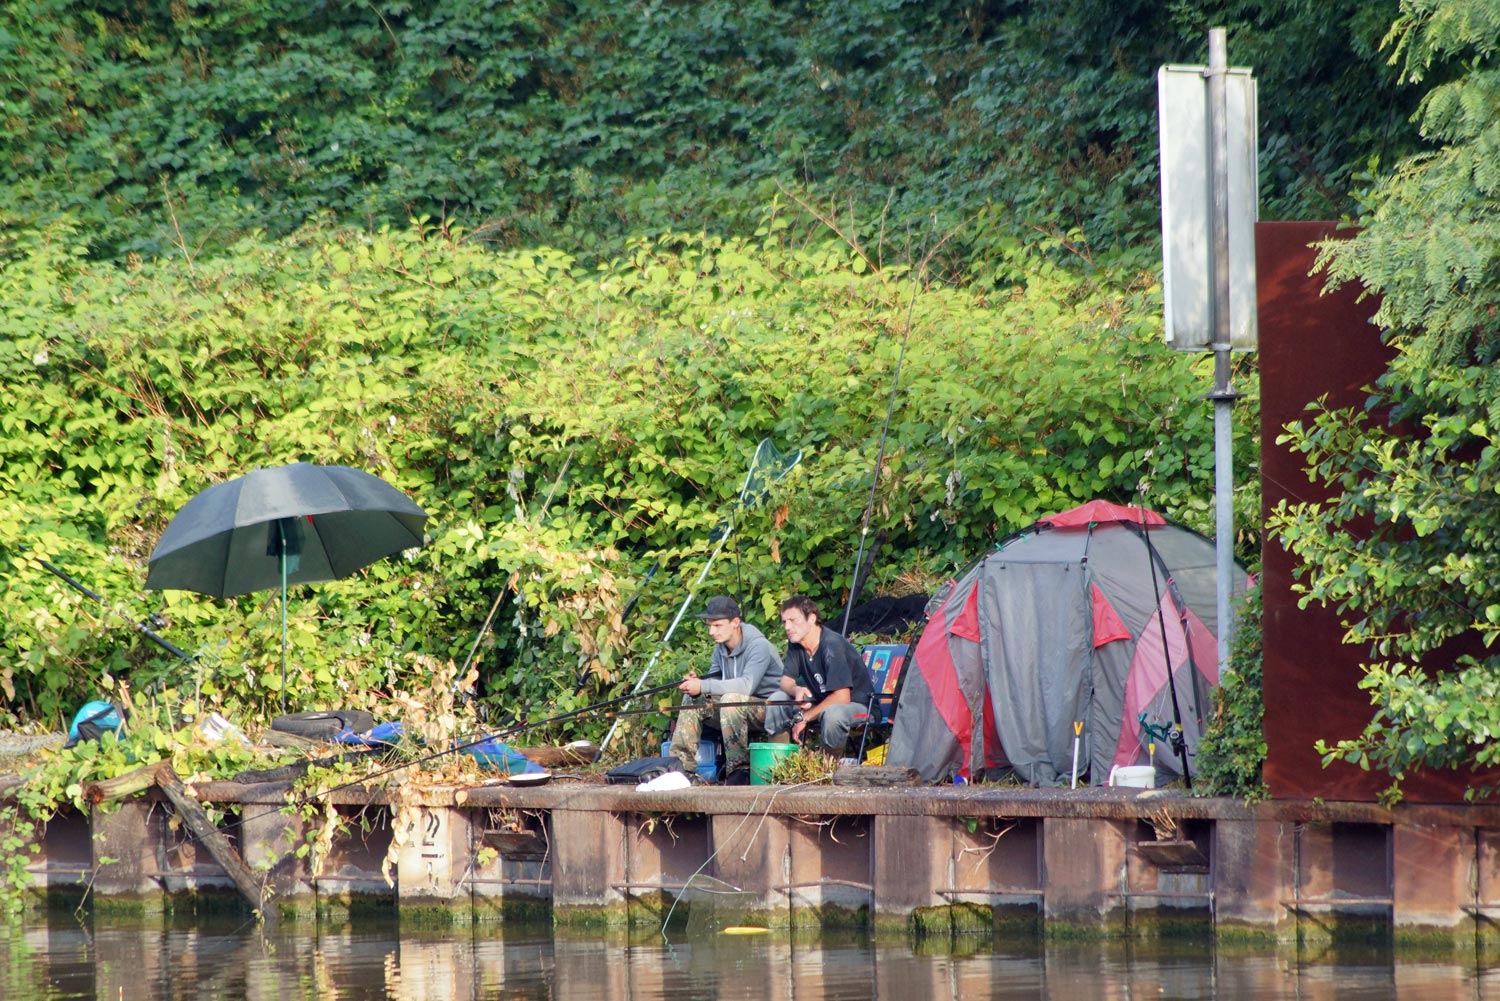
[698, 621, 782, 700]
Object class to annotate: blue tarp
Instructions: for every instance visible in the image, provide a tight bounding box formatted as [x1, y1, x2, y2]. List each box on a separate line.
[334, 721, 543, 774]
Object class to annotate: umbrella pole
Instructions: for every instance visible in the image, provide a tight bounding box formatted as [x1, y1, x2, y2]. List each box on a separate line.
[280, 534, 288, 715]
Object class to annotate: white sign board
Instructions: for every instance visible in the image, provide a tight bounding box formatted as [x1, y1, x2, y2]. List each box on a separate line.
[1158, 64, 1258, 351]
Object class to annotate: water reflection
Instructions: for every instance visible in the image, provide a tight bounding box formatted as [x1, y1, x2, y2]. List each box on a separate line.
[6, 914, 1500, 1000]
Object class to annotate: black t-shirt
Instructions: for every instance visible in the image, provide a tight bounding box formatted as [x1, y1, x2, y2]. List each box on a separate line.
[783, 626, 875, 712]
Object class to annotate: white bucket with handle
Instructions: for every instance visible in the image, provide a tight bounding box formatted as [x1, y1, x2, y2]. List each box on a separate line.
[1108, 764, 1156, 789]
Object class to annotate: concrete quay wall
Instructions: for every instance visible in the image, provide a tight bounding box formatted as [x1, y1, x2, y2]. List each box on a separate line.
[12, 780, 1500, 945]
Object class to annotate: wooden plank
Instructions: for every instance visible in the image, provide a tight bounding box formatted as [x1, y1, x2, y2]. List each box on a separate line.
[1135, 839, 1209, 871]
[154, 763, 278, 925]
[517, 744, 599, 768]
[831, 765, 921, 787]
[83, 761, 277, 924]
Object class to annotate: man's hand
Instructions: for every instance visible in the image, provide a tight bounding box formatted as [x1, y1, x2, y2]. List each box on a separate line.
[678, 672, 703, 697]
[792, 686, 813, 706]
[791, 716, 808, 744]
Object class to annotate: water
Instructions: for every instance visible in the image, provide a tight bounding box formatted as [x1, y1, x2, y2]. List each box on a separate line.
[5, 914, 1500, 1000]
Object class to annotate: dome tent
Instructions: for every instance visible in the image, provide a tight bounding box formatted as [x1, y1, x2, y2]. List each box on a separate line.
[888, 500, 1247, 786]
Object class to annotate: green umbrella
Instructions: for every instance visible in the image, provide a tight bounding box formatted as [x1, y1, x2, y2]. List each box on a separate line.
[145, 462, 429, 710]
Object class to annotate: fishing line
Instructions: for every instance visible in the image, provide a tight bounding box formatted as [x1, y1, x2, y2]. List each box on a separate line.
[840, 268, 924, 636]
[601, 438, 800, 752]
[199, 677, 692, 842]
[657, 777, 825, 944]
[1130, 497, 1194, 788]
[286, 677, 686, 801]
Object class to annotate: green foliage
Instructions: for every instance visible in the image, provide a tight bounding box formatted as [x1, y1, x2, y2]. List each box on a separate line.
[1196, 583, 1267, 801]
[1268, 0, 1500, 795]
[1169, 0, 1422, 219]
[0, 0, 1417, 269]
[764, 744, 836, 785]
[0, 696, 266, 914]
[13, 0, 1419, 786]
[0, 209, 1256, 732]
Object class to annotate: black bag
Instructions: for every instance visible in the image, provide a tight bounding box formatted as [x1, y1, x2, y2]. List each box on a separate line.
[270, 710, 376, 742]
[605, 755, 683, 785]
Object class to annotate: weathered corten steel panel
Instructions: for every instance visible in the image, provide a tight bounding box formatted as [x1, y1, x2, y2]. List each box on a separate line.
[1212, 818, 1294, 935]
[1258, 219, 1388, 802]
[1392, 824, 1475, 936]
[1256, 220, 1490, 803]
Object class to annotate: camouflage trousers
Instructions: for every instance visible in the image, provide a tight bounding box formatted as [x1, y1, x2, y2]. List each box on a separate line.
[669, 691, 766, 772]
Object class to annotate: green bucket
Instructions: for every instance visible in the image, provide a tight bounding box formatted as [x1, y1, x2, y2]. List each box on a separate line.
[749, 741, 798, 784]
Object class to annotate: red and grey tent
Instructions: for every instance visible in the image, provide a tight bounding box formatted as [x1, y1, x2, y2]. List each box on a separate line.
[887, 500, 1247, 785]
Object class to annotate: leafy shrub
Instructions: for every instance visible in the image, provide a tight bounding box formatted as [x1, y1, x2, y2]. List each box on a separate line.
[0, 210, 1258, 728]
[1195, 582, 1266, 800]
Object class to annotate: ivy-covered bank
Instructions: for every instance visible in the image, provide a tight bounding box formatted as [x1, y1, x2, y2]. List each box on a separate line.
[0, 1, 1411, 265]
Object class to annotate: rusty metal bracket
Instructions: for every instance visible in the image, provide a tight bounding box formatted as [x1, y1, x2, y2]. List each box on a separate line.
[1280, 896, 1392, 911]
[773, 878, 874, 894]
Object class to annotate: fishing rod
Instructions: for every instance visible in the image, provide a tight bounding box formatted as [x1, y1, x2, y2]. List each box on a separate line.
[600, 438, 801, 752]
[23, 546, 196, 664]
[840, 265, 924, 637]
[1131, 507, 1194, 788]
[210, 675, 697, 842]
[280, 676, 696, 809]
[570, 693, 788, 722]
[201, 670, 713, 846]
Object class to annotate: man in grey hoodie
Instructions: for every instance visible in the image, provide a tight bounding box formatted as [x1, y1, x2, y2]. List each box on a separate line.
[668, 594, 783, 784]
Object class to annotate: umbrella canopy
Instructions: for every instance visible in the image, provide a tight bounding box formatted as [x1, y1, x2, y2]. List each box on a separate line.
[145, 463, 429, 709]
[145, 463, 428, 597]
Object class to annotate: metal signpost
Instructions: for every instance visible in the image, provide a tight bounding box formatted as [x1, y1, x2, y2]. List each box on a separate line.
[1158, 28, 1258, 674]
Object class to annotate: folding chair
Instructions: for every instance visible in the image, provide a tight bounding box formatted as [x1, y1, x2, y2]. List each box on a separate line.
[852, 643, 908, 762]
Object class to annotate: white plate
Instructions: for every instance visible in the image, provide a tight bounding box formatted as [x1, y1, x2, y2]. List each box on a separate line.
[508, 771, 552, 787]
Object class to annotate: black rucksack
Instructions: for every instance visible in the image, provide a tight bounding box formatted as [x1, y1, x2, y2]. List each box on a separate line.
[604, 755, 683, 785]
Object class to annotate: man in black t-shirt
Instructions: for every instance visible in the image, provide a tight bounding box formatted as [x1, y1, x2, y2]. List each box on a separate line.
[765, 595, 875, 757]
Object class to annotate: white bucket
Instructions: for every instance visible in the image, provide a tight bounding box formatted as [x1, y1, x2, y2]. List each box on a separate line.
[1108, 764, 1156, 789]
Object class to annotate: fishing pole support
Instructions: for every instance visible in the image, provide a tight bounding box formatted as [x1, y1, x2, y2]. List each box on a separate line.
[1138, 712, 1186, 758]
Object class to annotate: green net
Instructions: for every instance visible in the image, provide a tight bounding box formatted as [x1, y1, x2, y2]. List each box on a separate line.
[737, 438, 802, 510]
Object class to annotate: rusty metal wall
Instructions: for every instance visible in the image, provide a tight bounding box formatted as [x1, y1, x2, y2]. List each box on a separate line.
[1256, 220, 1485, 803]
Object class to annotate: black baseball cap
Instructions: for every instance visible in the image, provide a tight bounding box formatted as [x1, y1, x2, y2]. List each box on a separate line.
[697, 595, 741, 620]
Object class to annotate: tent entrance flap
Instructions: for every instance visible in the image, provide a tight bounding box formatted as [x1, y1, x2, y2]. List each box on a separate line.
[983, 561, 1092, 787]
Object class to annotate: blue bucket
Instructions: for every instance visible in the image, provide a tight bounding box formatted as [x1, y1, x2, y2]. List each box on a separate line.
[662, 739, 718, 782]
